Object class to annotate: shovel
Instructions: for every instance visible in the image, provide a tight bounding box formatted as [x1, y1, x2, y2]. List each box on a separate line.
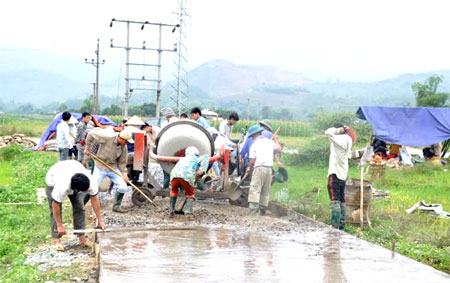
[227, 172, 249, 201]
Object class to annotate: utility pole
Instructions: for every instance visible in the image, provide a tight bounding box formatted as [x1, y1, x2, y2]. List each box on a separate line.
[85, 39, 105, 115]
[110, 19, 178, 119]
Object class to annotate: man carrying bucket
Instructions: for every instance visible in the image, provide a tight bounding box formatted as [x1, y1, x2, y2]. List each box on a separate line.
[325, 125, 357, 230]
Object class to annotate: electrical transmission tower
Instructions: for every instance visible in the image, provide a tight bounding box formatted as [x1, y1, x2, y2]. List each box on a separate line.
[109, 19, 178, 119]
[171, 0, 190, 116]
[85, 39, 105, 115]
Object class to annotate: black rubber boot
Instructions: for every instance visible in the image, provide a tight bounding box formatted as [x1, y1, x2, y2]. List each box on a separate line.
[184, 197, 195, 216]
[259, 205, 267, 216]
[339, 203, 346, 230]
[112, 192, 128, 213]
[169, 197, 177, 218]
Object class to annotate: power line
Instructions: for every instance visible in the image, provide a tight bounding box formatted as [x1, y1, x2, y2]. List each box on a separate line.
[109, 18, 179, 119]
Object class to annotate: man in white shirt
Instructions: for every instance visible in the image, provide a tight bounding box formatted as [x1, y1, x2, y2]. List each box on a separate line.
[56, 112, 73, 161]
[219, 112, 239, 139]
[325, 125, 356, 230]
[246, 125, 282, 215]
[45, 160, 106, 251]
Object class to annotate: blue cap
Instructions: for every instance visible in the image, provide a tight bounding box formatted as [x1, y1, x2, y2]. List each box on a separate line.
[248, 125, 264, 137]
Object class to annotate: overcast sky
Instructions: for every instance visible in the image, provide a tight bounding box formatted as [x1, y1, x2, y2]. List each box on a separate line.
[2, 0, 450, 82]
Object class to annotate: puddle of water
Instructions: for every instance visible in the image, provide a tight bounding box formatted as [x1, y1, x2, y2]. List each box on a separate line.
[99, 228, 450, 283]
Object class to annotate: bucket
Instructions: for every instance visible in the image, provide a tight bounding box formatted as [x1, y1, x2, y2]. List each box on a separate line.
[275, 167, 289, 183]
[344, 178, 372, 225]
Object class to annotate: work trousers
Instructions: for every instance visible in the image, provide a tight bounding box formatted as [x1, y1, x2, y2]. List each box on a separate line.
[93, 166, 128, 194]
[248, 166, 272, 207]
[46, 186, 86, 239]
[76, 144, 85, 162]
[327, 174, 346, 203]
[58, 148, 70, 161]
[170, 178, 195, 198]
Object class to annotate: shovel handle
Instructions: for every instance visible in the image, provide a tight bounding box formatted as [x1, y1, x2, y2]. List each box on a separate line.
[90, 153, 155, 206]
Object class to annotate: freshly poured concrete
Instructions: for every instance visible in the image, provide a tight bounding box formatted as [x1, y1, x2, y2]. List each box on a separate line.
[99, 227, 449, 283]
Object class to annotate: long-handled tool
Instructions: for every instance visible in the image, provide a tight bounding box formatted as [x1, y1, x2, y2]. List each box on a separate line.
[90, 153, 155, 206]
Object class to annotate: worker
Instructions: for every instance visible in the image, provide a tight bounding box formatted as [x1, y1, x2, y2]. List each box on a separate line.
[169, 146, 209, 217]
[56, 112, 73, 161]
[161, 107, 179, 128]
[84, 128, 134, 213]
[207, 127, 237, 177]
[325, 125, 356, 230]
[219, 112, 239, 139]
[246, 125, 282, 216]
[45, 160, 106, 251]
[76, 112, 91, 163]
[240, 119, 282, 175]
[180, 113, 189, 120]
[141, 122, 161, 146]
[190, 107, 210, 129]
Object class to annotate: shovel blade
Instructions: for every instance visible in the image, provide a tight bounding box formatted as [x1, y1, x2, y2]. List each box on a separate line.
[227, 181, 246, 201]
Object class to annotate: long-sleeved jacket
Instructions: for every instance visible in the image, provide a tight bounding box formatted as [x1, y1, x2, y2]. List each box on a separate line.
[325, 127, 352, 180]
[85, 128, 128, 174]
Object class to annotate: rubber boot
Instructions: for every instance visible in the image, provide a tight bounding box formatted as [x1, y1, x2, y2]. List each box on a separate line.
[330, 201, 341, 229]
[169, 197, 177, 218]
[339, 203, 346, 231]
[184, 198, 195, 217]
[249, 202, 259, 216]
[259, 205, 267, 216]
[112, 192, 128, 213]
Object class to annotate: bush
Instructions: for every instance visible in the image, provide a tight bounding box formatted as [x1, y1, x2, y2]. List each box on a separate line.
[309, 109, 372, 146]
[0, 144, 23, 161]
[284, 136, 330, 166]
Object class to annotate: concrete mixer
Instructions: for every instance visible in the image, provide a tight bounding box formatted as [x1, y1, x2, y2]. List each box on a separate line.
[127, 120, 245, 207]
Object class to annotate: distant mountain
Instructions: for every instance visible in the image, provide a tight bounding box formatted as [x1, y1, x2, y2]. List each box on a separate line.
[1, 48, 450, 119]
[187, 59, 314, 96]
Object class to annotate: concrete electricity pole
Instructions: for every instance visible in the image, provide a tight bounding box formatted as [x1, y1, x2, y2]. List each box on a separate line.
[110, 19, 178, 119]
[85, 39, 105, 115]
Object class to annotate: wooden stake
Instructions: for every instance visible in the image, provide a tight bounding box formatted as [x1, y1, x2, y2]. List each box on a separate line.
[90, 153, 154, 205]
[360, 166, 364, 230]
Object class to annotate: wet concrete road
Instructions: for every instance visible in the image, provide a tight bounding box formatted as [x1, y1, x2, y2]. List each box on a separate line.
[99, 227, 449, 283]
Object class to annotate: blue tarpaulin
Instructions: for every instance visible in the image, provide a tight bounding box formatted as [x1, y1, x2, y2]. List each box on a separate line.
[356, 106, 450, 147]
[33, 113, 117, 151]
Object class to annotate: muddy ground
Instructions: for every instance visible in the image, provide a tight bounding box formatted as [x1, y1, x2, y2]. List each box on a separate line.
[26, 190, 322, 282]
[100, 190, 324, 235]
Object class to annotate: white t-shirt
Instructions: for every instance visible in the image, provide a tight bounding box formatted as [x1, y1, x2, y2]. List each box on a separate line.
[249, 136, 276, 168]
[325, 127, 352, 180]
[56, 121, 72, 149]
[45, 160, 98, 203]
[219, 120, 232, 139]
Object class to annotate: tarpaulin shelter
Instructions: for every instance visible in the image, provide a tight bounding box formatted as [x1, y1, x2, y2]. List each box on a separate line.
[356, 106, 450, 147]
[33, 113, 118, 151]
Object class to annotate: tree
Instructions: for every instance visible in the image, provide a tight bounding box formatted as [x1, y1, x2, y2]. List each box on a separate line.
[412, 76, 449, 107]
[79, 95, 93, 113]
[102, 104, 121, 115]
[58, 103, 68, 112]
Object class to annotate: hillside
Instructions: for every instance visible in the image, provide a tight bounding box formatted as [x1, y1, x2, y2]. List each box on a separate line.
[1, 47, 450, 119]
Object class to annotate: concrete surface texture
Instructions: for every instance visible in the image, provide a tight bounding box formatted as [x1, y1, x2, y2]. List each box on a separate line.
[97, 199, 450, 283]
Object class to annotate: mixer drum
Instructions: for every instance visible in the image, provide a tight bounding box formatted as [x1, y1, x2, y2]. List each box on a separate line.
[155, 120, 215, 174]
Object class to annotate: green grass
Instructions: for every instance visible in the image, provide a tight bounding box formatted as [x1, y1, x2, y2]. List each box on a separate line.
[0, 145, 68, 282]
[0, 114, 53, 137]
[272, 162, 450, 273]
